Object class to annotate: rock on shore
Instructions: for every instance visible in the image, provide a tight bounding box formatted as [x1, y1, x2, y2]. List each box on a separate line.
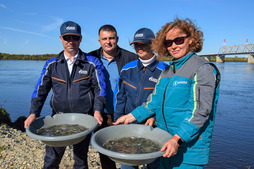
[0, 125, 146, 169]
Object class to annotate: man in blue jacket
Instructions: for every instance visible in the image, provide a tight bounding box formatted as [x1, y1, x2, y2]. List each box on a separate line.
[114, 28, 168, 169]
[89, 24, 138, 169]
[24, 21, 106, 169]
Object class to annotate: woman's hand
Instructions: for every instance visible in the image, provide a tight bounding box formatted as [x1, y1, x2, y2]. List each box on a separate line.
[145, 117, 155, 126]
[94, 110, 103, 126]
[161, 138, 179, 158]
[113, 113, 136, 125]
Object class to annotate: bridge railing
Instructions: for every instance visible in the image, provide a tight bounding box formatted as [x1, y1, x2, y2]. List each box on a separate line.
[218, 43, 254, 54]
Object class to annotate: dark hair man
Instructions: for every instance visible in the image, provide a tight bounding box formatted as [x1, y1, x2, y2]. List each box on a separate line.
[89, 24, 138, 169]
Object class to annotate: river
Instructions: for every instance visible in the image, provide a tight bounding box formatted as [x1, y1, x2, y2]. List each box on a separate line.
[0, 60, 254, 168]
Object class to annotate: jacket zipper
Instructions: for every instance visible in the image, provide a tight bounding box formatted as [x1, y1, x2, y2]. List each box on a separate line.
[172, 62, 175, 74]
[162, 81, 170, 132]
[136, 68, 146, 107]
[67, 62, 77, 113]
[51, 93, 57, 113]
[88, 91, 92, 109]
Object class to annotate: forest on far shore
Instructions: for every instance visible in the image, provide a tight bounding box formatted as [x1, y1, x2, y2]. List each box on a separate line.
[0, 53, 56, 60]
[0, 52, 248, 62]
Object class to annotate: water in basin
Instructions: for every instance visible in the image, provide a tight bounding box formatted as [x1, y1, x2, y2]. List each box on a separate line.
[103, 136, 161, 154]
[36, 124, 88, 136]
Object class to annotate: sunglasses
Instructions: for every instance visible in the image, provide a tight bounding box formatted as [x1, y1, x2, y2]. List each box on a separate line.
[62, 35, 81, 41]
[165, 36, 189, 47]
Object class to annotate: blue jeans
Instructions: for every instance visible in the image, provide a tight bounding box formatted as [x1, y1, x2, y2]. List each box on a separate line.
[43, 134, 91, 169]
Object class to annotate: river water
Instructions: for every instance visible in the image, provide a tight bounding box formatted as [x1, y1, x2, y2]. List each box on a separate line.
[0, 60, 254, 168]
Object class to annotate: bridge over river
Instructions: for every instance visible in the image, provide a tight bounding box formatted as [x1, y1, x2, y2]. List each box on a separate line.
[199, 43, 254, 63]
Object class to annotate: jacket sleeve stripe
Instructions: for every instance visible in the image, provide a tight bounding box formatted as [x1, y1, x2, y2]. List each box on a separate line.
[189, 74, 197, 122]
[87, 59, 106, 97]
[90, 62, 102, 95]
[144, 76, 161, 108]
[32, 59, 56, 98]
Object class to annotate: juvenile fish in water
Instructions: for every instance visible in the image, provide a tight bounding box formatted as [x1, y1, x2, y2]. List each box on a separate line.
[103, 136, 161, 154]
[36, 124, 88, 136]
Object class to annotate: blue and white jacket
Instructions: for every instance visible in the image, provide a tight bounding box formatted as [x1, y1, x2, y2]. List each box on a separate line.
[114, 59, 168, 122]
[30, 49, 106, 116]
[131, 52, 220, 165]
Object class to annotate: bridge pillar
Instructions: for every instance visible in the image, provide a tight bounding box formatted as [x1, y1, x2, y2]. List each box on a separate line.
[204, 56, 210, 61]
[248, 54, 254, 63]
[216, 55, 225, 63]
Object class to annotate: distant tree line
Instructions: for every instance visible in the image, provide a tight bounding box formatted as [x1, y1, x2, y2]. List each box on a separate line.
[159, 55, 248, 62]
[0, 53, 57, 60]
[225, 56, 248, 62]
[206, 56, 248, 62]
[0, 52, 248, 62]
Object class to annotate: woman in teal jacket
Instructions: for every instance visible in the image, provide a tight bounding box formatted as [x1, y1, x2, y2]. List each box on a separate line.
[114, 18, 220, 169]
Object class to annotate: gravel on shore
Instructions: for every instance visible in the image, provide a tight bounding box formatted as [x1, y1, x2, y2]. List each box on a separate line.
[0, 125, 101, 168]
[0, 125, 147, 169]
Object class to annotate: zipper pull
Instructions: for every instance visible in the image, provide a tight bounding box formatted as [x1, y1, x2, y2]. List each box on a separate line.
[171, 62, 175, 73]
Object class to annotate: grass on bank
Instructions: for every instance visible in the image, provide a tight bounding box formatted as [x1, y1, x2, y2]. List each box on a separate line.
[0, 106, 11, 126]
[0, 105, 9, 152]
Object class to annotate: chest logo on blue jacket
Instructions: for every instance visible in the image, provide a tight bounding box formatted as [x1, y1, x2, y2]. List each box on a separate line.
[79, 70, 88, 75]
[149, 77, 158, 83]
[173, 81, 187, 86]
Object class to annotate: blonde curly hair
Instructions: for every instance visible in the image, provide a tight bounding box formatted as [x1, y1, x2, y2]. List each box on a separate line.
[152, 18, 204, 59]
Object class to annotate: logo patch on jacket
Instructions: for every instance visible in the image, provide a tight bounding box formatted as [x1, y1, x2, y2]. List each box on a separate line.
[173, 81, 187, 86]
[149, 77, 158, 83]
[79, 70, 88, 75]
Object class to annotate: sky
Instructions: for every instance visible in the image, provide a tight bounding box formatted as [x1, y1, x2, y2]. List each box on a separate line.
[0, 0, 253, 55]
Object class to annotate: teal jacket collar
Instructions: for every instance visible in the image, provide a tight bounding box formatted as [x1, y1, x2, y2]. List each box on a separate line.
[169, 52, 195, 72]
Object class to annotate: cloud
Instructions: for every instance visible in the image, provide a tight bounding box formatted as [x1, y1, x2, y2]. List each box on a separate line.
[0, 4, 7, 8]
[42, 17, 64, 32]
[0, 26, 51, 38]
